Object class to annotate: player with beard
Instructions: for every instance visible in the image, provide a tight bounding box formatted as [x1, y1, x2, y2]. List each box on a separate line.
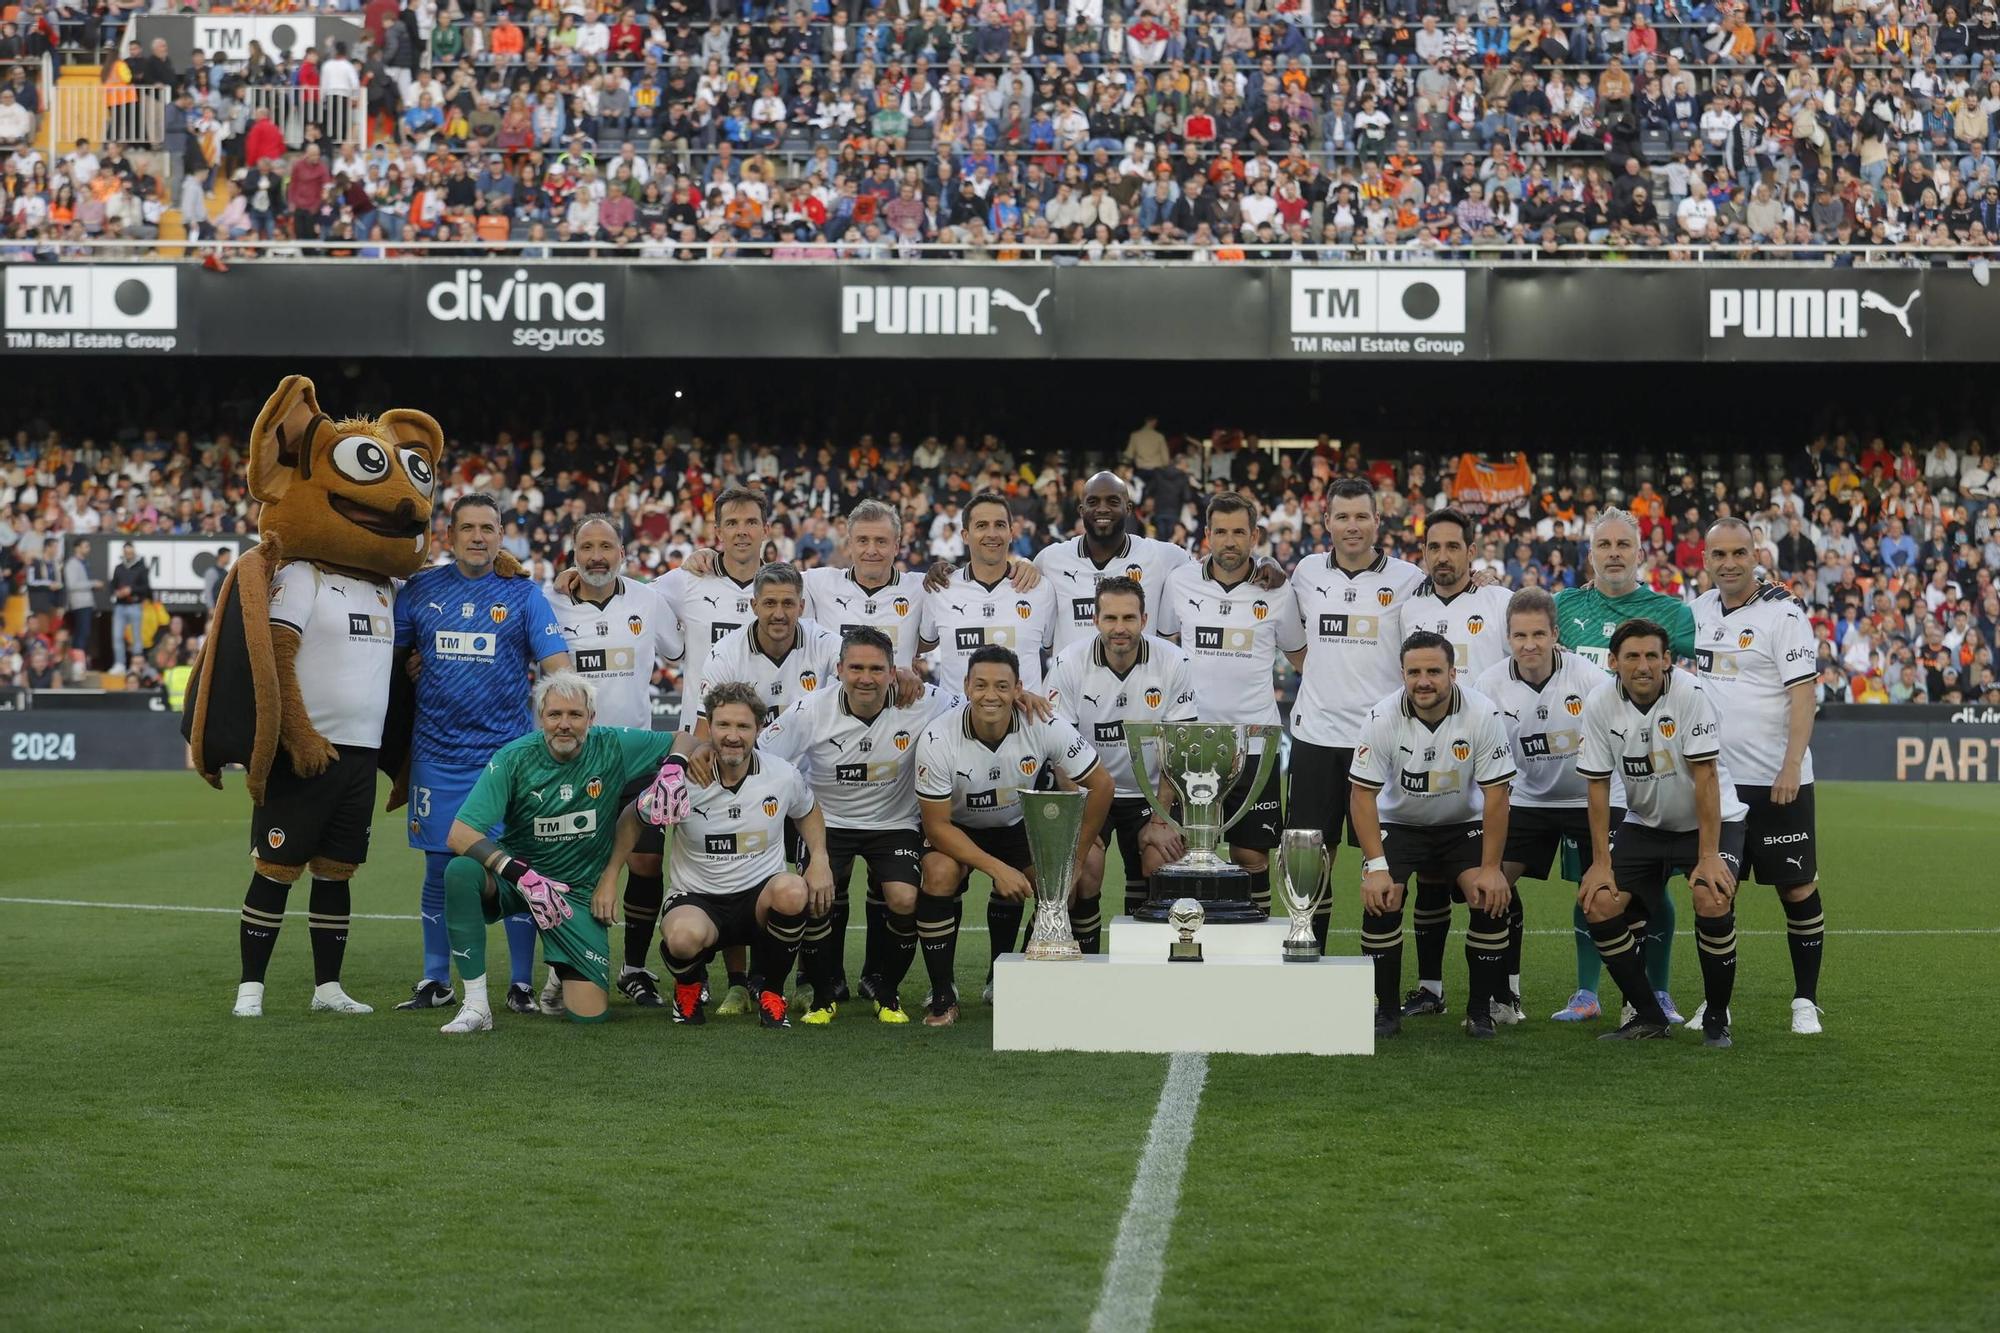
[1286, 479, 1426, 950]
[1552, 508, 1697, 1025]
[1692, 518, 1825, 1035]
[544, 516, 686, 1012]
[1398, 507, 1516, 1020]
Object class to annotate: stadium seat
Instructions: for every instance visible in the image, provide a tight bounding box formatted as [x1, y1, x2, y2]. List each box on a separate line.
[1633, 453, 1660, 486]
[1641, 128, 1671, 162]
[1700, 453, 1725, 488]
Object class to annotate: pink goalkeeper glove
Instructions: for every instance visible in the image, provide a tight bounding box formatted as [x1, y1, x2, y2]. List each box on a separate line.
[514, 869, 573, 931]
[639, 758, 691, 827]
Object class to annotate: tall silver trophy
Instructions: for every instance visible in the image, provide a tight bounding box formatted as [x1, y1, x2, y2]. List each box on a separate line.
[1276, 828, 1332, 961]
[1019, 789, 1086, 961]
[1124, 722, 1281, 924]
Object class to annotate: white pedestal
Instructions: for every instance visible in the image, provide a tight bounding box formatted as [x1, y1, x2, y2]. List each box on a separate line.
[992, 954, 1376, 1056]
[1106, 914, 1291, 960]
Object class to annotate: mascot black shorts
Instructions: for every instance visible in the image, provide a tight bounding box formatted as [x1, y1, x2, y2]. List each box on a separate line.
[252, 744, 379, 868]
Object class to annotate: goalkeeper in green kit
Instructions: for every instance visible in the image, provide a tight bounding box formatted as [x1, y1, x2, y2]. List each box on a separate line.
[1551, 509, 1697, 1026]
[436, 671, 690, 1035]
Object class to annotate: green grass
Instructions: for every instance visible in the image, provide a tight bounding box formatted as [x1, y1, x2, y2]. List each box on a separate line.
[1, 775, 1996, 1330]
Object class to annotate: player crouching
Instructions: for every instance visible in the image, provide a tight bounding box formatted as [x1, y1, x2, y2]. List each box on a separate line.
[611, 681, 833, 1029]
[435, 672, 685, 1034]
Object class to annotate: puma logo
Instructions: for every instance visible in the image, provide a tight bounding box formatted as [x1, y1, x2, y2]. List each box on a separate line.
[1859, 289, 1920, 338]
[1785, 855, 1804, 868]
[450, 948, 471, 960]
[421, 911, 441, 924]
[427, 602, 444, 613]
[990, 287, 1052, 335]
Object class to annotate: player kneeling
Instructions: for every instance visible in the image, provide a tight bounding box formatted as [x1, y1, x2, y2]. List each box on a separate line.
[612, 682, 833, 1029]
[1348, 632, 1518, 1040]
[436, 672, 684, 1034]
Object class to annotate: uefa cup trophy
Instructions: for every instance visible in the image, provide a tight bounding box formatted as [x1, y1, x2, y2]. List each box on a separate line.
[1276, 828, 1331, 962]
[1124, 721, 1282, 923]
[1020, 789, 1086, 961]
[1167, 897, 1205, 962]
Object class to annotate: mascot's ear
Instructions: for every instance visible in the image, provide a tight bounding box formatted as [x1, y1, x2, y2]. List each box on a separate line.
[377, 408, 447, 471]
[248, 375, 328, 504]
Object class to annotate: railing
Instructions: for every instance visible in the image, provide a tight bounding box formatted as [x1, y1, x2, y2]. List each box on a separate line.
[6, 236, 1995, 266]
[48, 83, 363, 153]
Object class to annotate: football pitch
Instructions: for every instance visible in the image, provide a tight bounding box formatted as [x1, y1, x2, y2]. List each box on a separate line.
[2, 773, 1995, 1331]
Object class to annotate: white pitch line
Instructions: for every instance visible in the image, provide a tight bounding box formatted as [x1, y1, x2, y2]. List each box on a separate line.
[0, 818, 236, 829]
[1090, 1051, 1208, 1333]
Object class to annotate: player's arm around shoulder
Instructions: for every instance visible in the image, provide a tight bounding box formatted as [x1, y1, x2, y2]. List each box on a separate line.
[523, 582, 572, 672]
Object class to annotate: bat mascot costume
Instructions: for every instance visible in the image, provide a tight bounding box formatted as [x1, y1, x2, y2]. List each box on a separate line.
[184, 375, 446, 1018]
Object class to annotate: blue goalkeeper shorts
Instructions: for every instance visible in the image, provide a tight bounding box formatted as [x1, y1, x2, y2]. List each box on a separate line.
[406, 759, 496, 853]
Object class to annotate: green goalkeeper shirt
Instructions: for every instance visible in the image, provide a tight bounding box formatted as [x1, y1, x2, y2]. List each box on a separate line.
[1554, 582, 1698, 671]
[456, 725, 677, 889]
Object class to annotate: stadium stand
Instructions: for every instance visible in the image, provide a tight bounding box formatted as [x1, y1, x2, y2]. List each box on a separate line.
[2, 1, 1999, 257]
[2, 418, 1995, 706]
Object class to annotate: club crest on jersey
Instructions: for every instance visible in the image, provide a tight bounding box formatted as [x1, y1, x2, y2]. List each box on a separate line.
[800, 670, 819, 692]
[595, 622, 609, 638]
[894, 730, 912, 752]
[490, 604, 508, 624]
[1019, 757, 1037, 776]
[1015, 600, 1032, 620]
[1356, 745, 1369, 763]
[762, 796, 780, 817]
[408, 819, 420, 836]
[1145, 687, 1163, 708]
[893, 596, 911, 616]
[1467, 615, 1485, 634]
[1252, 600, 1269, 621]
[988, 766, 1003, 782]
[461, 602, 475, 618]
[1377, 588, 1393, 607]
[629, 615, 644, 635]
[559, 784, 574, 801]
[1423, 747, 1436, 762]
[1452, 739, 1470, 762]
[1344, 587, 1358, 603]
[1564, 694, 1584, 716]
[586, 778, 602, 799]
[1536, 704, 1548, 720]
[1738, 629, 1756, 649]
[1126, 564, 1144, 581]
[266, 828, 285, 850]
[1658, 717, 1677, 739]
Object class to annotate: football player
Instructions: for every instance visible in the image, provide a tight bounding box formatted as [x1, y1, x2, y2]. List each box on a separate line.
[395, 494, 571, 1016]
[918, 490, 1059, 696]
[1576, 619, 1746, 1047]
[1044, 576, 1197, 933]
[1693, 518, 1825, 1035]
[913, 646, 1112, 1026]
[802, 500, 930, 668]
[1348, 631, 1517, 1040]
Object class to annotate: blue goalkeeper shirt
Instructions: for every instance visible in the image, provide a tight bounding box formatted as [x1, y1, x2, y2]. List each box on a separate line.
[395, 563, 566, 768]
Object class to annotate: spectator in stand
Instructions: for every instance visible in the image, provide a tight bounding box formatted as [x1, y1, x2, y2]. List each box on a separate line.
[108, 540, 151, 674]
[62, 538, 100, 665]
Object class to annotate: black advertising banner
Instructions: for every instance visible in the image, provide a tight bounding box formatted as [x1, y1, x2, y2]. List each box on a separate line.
[1813, 720, 2000, 783]
[1698, 269, 1925, 362]
[195, 263, 402, 357]
[0, 711, 193, 770]
[1487, 268, 1703, 362]
[7, 262, 2000, 362]
[1271, 266, 1484, 360]
[834, 265, 1058, 359]
[627, 265, 838, 358]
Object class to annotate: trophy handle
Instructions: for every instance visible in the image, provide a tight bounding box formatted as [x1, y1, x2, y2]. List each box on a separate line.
[1122, 722, 1180, 830]
[1216, 724, 1282, 837]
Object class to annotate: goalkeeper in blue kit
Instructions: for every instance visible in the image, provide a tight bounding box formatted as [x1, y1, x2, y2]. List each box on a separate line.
[393, 495, 571, 1015]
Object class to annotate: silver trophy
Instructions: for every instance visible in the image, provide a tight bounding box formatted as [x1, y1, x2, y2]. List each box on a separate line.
[1276, 828, 1331, 962]
[1020, 789, 1086, 961]
[1167, 896, 1205, 962]
[1124, 721, 1282, 923]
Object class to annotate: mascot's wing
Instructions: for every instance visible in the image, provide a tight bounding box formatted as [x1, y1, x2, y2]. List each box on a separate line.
[379, 629, 416, 811]
[182, 537, 285, 804]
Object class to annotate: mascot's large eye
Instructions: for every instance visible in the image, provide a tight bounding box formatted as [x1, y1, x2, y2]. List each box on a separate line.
[330, 436, 393, 485]
[400, 449, 435, 495]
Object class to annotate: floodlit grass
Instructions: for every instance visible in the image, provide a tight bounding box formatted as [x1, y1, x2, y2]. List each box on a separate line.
[1, 774, 1994, 1330]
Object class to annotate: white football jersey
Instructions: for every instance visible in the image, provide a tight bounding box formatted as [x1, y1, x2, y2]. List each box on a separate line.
[1162, 560, 1305, 749]
[1693, 584, 1817, 787]
[915, 706, 1100, 830]
[654, 564, 758, 729]
[1578, 669, 1748, 833]
[267, 561, 395, 748]
[1348, 685, 1516, 826]
[917, 567, 1058, 693]
[1401, 581, 1513, 678]
[1288, 551, 1426, 747]
[758, 683, 961, 831]
[803, 566, 928, 668]
[1474, 648, 1623, 809]
[668, 752, 815, 897]
[1044, 634, 1198, 800]
[697, 617, 842, 725]
[1034, 533, 1193, 652]
[549, 579, 685, 730]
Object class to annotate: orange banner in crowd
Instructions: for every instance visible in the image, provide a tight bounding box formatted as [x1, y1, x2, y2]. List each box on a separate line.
[1448, 453, 1535, 507]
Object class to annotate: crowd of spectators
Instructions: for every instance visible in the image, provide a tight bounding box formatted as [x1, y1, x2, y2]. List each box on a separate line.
[2, 413, 1996, 706]
[5, 0, 2000, 258]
